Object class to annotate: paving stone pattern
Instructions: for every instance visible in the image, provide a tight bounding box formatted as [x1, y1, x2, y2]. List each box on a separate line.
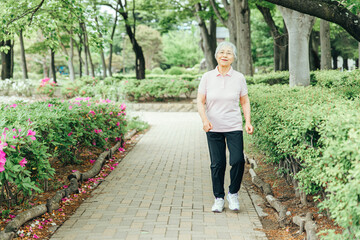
[51, 112, 267, 240]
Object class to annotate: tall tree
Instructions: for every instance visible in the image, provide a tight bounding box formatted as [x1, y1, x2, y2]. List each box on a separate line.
[278, 6, 315, 87]
[102, 0, 146, 79]
[320, 19, 331, 69]
[210, 0, 253, 75]
[195, 2, 217, 70]
[19, 29, 29, 79]
[256, 4, 288, 71]
[0, 40, 13, 80]
[108, 3, 120, 77]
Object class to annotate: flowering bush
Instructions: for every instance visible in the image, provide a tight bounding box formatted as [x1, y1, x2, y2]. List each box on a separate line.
[37, 78, 57, 97]
[0, 98, 127, 201]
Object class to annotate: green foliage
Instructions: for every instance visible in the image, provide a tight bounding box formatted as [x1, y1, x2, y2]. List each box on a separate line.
[166, 66, 186, 75]
[246, 71, 289, 85]
[248, 84, 360, 239]
[120, 78, 199, 101]
[162, 29, 203, 68]
[151, 67, 164, 74]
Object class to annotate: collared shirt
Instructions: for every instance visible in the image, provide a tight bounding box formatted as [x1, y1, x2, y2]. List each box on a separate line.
[198, 66, 248, 132]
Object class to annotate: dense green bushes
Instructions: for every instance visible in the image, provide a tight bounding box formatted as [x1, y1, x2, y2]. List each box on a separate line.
[248, 85, 360, 239]
[121, 78, 199, 101]
[246, 69, 360, 99]
[0, 98, 127, 200]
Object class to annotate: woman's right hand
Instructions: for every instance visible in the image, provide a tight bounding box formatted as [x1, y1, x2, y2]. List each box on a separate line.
[203, 120, 213, 132]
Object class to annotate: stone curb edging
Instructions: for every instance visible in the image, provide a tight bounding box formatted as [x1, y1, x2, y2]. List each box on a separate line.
[0, 130, 138, 240]
[244, 154, 318, 238]
[129, 103, 197, 112]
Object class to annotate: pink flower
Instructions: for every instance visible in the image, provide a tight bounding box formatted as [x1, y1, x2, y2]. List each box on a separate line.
[116, 122, 120, 126]
[10, 104, 17, 108]
[120, 103, 126, 111]
[30, 136, 36, 141]
[10, 145, 16, 149]
[110, 167, 114, 171]
[9, 214, 15, 219]
[48, 104, 53, 107]
[89, 159, 95, 164]
[18, 129, 22, 132]
[38, 225, 43, 229]
[109, 112, 113, 115]
[27, 130, 36, 136]
[113, 163, 119, 167]
[118, 147, 125, 152]
[63, 185, 68, 189]
[89, 110, 95, 115]
[105, 138, 108, 142]
[33, 234, 39, 239]
[72, 170, 77, 172]
[68, 132, 73, 136]
[19, 233, 24, 237]
[19, 158, 27, 167]
[69, 105, 73, 110]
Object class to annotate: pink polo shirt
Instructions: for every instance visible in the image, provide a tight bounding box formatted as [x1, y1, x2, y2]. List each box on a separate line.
[198, 67, 248, 132]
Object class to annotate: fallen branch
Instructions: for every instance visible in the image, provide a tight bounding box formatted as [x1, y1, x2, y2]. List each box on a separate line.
[4, 204, 47, 233]
[292, 213, 318, 240]
[249, 168, 273, 195]
[266, 195, 287, 227]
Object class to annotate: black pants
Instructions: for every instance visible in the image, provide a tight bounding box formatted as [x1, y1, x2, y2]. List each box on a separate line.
[206, 131, 245, 199]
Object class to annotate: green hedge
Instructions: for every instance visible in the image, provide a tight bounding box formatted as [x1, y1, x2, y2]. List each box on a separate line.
[246, 69, 360, 99]
[120, 78, 199, 101]
[248, 84, 360, 239]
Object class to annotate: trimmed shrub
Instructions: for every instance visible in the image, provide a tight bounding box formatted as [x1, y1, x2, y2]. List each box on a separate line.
[248, 84, 360, 239]
[151, 67, 164, 74]
[166, 66, 186, 75]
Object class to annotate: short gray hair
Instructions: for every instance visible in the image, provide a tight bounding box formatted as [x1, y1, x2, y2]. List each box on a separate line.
[214, 41, 237, 60]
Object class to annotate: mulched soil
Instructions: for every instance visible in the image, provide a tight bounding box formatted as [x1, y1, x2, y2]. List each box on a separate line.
[242, 141, 343, 239]
[0, 130, 147, 240]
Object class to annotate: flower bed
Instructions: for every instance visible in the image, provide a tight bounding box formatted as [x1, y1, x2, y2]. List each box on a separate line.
[0, 97, 127, 206]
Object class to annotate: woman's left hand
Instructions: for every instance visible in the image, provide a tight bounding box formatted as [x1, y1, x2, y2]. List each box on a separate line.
[245, 122, 254, 135]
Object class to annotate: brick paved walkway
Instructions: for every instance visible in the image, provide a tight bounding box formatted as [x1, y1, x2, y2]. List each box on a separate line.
[51, 112, 267, 240]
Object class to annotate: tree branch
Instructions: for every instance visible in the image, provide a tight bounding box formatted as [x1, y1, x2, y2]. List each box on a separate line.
[209, 0, 228, 27]
[263, 0, 360, 41]
[7, 0, 46, 27]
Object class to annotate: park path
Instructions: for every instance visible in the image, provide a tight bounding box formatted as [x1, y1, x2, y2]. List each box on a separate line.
[50, 112, 267, 240]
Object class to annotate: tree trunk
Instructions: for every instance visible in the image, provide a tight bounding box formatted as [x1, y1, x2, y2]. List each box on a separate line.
[19, 30, 28, 80]
[309, 31, 320, 70]
[234, 0, 253, 76]
[320, 20, 331, 70]
[332, 52, 338, 69]
[68, 36, 75, 81]
[81, 23, 89, 76]
[278, 6, 315, 87]
[195, 3, 217, 70]
[43, 55, 49, 78]
[1, 40, 13, 80]
[343, 57, 348, 70]
[94, 15, 107, 79]
[81, 22, 94, 77]
[108, 8, 119, 77]
[75, 35, 83, 78]
[10, 40, 14, 78]
[50, 49, 57, 83]
[256, 5, 289, 71]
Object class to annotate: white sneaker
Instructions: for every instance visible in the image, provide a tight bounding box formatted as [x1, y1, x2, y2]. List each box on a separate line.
[227, 192, 240, 211]
[211, 198, 225, 213]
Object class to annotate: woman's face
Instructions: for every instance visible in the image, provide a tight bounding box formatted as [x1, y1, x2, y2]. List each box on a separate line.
[216, 46, 235, 67]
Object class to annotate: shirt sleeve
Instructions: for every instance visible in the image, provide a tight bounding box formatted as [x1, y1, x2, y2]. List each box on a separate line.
[240, 75, 248, 97]
[198, 73, 207, 95]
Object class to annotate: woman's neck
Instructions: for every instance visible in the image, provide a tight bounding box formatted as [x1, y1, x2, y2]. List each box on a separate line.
[217, 65, 231, 76]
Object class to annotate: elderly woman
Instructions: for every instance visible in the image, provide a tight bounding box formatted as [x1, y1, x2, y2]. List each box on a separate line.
[197, 41, 254, 213]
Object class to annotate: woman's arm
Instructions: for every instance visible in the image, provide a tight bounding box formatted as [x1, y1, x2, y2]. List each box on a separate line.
[197, 92, 212, 132]
[240, 94, 254, 135]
